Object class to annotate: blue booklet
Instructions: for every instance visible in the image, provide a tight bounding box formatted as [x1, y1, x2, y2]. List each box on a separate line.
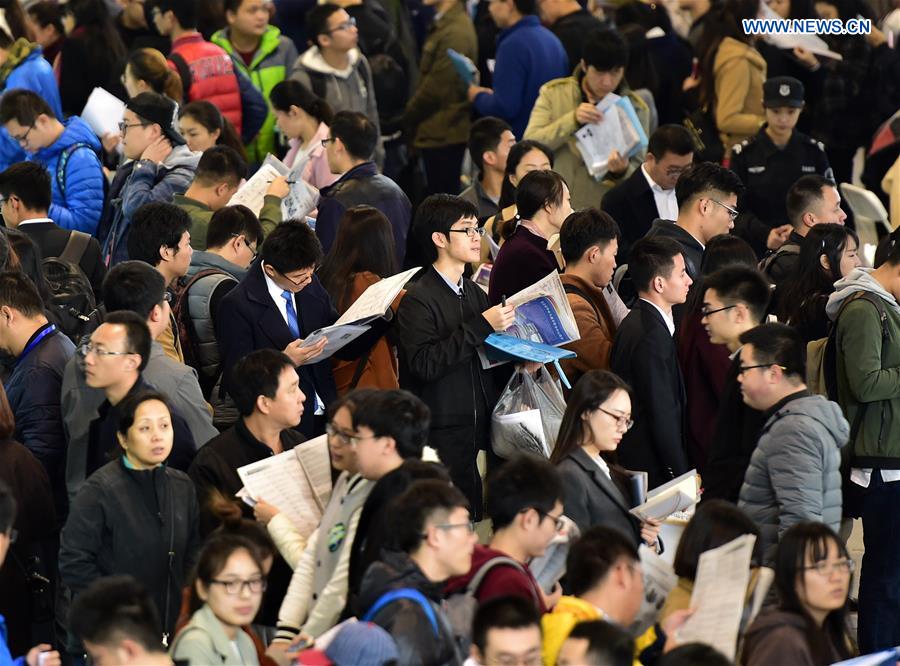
[447, 48, 477, 86]
[485, 333, 576, 388]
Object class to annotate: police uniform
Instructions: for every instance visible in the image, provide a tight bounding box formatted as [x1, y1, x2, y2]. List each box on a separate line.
[731, 77, 833, 257]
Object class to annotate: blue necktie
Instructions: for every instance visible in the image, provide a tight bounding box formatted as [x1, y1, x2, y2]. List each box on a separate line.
[282, 290, 300, 339]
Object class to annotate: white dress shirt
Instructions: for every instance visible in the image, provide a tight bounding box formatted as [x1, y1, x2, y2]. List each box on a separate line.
[641, 164, 679, 221]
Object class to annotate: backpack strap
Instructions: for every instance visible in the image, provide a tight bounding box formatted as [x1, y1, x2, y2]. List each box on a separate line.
[56, 142, 97, 198]
[58, 231, 91, 265]
[466, 556, 540, 606]
[169, 52, 194, 101]
[305, 70, 328, 101]
[564, 283, 602, 324]
[362, 588, 439, 637]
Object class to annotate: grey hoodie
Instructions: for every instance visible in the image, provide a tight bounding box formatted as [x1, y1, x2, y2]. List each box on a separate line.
[826, 266, 900, 321]
[738, 394, 848, 565]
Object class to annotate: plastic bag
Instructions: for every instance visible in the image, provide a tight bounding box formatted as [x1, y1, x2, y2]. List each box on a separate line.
[491, 366, 566, 460]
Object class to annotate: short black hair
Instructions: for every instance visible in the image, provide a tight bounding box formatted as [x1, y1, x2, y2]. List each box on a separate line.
[739, 322, 806, 380]
[648, 124, 695, 160]
[194, 145, 247, 188]
[0, 161, 52, 212]
[0, 479, 15, 534]
[657, 644, 732, 666]
[127, 203, 192, 268]
[116, 389, 170, 437]
[472, 596, 542, 654]
[702, 265, 771, 325]
[27, 2, 66, 38]
[0, 271, 44, 318]
[330, 110, 378, 162]
[567, 526, 639, 596]
[0, 88, 57, 125]
[413, 194, 479, 263]
[674, 162, 745, 210]
[206, 205, 265, 250]
[468, 117, 513, 174]
[629, 236, 683, 293]
[102, 261, 167, 320]
[229, 349, 297, 417]
[512, 0, 537, 14]
[581, 29, 628, 71]
[485, 455, 563, 531]
[260, 219, 323, 274]
[307, 3, 343, 46]
[560, 208, 620, 264]
[103, 310, 153, 373]
[351, 389, 430, 459]
[69, 575, 164, 653]
[786, 174, 837, 228]
[672, 500, 760, 580]
[148, 0, 196, 29]
[565, 620, 634, 666]
[388, 479, 469, 553]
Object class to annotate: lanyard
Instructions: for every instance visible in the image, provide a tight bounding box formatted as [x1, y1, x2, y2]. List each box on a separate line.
[16, 325, 56, 366]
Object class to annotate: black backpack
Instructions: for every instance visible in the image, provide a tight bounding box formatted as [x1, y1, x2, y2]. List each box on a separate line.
[42, 231, 102, 343]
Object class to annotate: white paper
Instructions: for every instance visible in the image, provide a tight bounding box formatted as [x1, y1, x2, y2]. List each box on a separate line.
[574, 93, 645, 180]
[492, 408, 550, 457]
[630, 469, 699, 522]
[631, 544, 678, 635]
[237, 446, 327, 539]
[529, 516, 579, 593]
[228, 154, 290, 217]
[759, 3, 844, 60]
[81, 87, 125, 138]
[282, 156, 320, 221]
[678, 533, 757, 660]
[298, 324, 370, 364]
[292, 434, 332, 510]
[335, 267, 421, 326]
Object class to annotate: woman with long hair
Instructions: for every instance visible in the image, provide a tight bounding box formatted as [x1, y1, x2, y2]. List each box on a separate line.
[779, 224, 860, 342]
[122, 48, 183, 102]
[742, 522, 857, 665]
[171, 533, 265, 665]
[24, 1, 64, 65]
[270, 80, 337, 189]
[487, 169, 571, 304]
[318, 207, 401, 393]
[57, 0, 127, 116]
[694, 0, 766, 160]
[179, 101, 247, 161]
[480, 140, 554, 265]
[550, 370, 662, 550]
[677, 234, 758, 471]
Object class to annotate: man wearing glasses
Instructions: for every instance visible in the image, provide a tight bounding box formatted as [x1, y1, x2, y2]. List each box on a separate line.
[737, 322, 847, 566]
[643, 161, 744, 283]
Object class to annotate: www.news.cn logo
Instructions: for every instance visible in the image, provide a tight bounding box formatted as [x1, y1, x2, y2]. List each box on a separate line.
[742, 17, 872, 34]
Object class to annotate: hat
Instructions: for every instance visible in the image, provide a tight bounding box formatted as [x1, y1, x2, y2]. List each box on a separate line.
[763, 76, 805, 108]
[125, 92, 186, 146]
[324, 622, 400, 666]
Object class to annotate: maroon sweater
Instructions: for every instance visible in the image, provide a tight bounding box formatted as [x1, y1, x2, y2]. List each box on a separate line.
[444, 545, 547, 613]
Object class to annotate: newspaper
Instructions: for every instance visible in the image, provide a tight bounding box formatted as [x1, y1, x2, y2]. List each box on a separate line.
[282, 153, 321, 220]
[335, 267, 421, 326]
[631, 544, 679, 635]
[81, 87, 125, 138]
[228, 154, 290, 217]
[677, 534, 757, 660]
[529, 516, 580, 594]
[298, 324, 370, 364]
[630, 470, 699, 522]
[236, 434, 333, 538]
[575, 93, 649, 180]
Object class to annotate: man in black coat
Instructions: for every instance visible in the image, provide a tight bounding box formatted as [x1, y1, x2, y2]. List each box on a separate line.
[394, 194, 515, 515]
[216, 220, 387, 438]
[610, 236, 691, 489]
[0, 161, 105, 294]
[601, 124, 694, 264]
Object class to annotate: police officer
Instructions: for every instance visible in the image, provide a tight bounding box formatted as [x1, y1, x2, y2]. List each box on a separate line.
[731, 76, 833, 258]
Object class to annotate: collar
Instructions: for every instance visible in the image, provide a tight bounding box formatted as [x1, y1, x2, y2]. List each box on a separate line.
[171, 32, 206, 48]
[499, 15, 540, 41]
[15, 216, 54, 226]
[756, 126, 802, 156]
[640, 164, 671, 195]
[236, 417, 284, 457]
[433, 265, 463, 295]
[16, 322, 55, 364]
[262, 262, 289, 304]
[173, 193, 212, 212]
[763, 388, 812, 421]
[639, 298, 675, 336]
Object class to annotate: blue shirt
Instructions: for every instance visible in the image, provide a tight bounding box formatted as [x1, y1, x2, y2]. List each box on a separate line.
[0, 614, 25, 666]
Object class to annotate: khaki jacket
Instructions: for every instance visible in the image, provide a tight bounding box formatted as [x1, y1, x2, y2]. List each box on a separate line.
[713, 38, 766, 157]
[524, 73, 650, 210]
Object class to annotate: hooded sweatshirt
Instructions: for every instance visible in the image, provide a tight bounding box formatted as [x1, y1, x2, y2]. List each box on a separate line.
[738, 394, 848, 565]
[825, 267, 900, 467]
[31, 116, 104, 234]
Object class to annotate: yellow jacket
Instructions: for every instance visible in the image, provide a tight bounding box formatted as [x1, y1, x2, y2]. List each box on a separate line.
[713, 38, 767, 157]
[541, 596, 658, 666]
[882, 155, 900, 230]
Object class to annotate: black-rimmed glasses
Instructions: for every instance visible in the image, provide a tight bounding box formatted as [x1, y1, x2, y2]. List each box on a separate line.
[209, 577, 267, 595]
[533, 508, 565, 532]
[802, 559, 855, 576]
[447, 227, 486, 239]
[700, 304, 737, 318]
[231, 233, 258, 259]
[325, 16, 357, 33]
[422, 521, 476, 538]
[709, 198, 739, 221]
[738, 363, 787, 375]
[596, 406, 634, 431]
[11, 125, 34, 146]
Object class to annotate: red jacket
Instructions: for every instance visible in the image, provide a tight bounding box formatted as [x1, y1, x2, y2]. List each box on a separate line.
[444, 545, 547, 614]
[169, 32, 242, 130]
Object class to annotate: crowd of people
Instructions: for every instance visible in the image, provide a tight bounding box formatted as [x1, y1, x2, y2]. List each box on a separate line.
[0, 0, 898, 664]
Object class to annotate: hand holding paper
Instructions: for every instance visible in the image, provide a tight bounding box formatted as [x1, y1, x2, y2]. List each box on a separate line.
[629, 470, 699, 522]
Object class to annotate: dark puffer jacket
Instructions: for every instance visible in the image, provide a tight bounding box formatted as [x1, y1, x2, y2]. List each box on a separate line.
[357, 550, 462, 666]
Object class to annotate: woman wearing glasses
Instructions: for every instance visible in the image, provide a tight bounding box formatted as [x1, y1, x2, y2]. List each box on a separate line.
[742, 522, 857, 665]
[549, 370, 662, 551]
[171, 533, 267, 665]
[60, 391, 202, 646]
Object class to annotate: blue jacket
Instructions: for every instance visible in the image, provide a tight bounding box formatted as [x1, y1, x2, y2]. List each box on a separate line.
[30, 117, 104, 234]
[0, 47, 63, 171]
[0, 614, 24, 666]
[472, 16, 568, 138]
[99, 145, 199, 265]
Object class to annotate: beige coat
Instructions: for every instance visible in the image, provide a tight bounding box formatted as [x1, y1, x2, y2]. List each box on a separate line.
[524, 73, 650, 211]
[713, 38, 767, 157]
